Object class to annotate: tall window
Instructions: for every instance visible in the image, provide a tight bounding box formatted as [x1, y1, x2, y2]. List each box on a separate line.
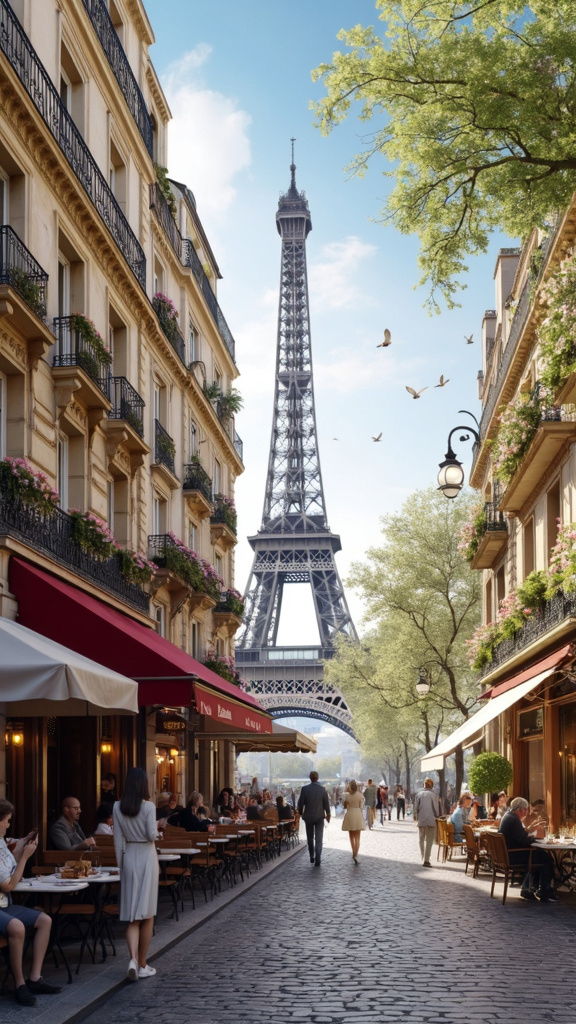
[60, 44, 84, 134]
[189, 419, 197, 459]
[152, 494, 167, 535]
[523, 516, 535, 578]
[154, 604, 166, 638]
[57, 435, 69, 510]
[190, 621, 199, 658]
[213, 459, 221, 496]
[188, 522, 196, 551]
[547, 481, 561, 557]
[188, 321, 199, 365]
[0, 168, 8, 224]
[109, 139, 126, 213]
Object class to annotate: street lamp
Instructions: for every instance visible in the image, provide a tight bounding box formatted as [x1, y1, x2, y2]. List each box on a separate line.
[416, 670, 431, 699]
[437, 410, 480, 499]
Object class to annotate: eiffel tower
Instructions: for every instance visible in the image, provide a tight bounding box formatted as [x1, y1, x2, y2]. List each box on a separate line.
[236, 148, 358, 738]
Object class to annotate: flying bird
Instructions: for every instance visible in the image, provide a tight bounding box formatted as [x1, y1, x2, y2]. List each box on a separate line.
[435, 375, 450, 388]
[377, 329, 392, 348]
[372, 432, 382, 442]
[405, 386, 428, 399]
[332, 437, 339, 441]
[464, 333, 474, 344]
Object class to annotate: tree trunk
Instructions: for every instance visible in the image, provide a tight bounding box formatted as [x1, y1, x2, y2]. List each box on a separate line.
[402, 739, 411, 799]
[454, 744, 464, 796]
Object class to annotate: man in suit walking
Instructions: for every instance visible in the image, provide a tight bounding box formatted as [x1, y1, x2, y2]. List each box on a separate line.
[297, 771, 331, 867]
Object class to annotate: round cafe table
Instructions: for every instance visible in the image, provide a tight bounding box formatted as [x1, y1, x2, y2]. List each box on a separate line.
[13, 877, 90, 984]
[533, 839, 576, 889]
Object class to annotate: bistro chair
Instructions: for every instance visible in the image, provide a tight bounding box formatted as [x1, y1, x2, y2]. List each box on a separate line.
[483, 832, 533, 905]
[462, 824, 490, 878]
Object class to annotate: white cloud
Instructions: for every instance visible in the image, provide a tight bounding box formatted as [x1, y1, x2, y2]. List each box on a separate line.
[161, 47, 252, 219]
[308, 236, 378, 310]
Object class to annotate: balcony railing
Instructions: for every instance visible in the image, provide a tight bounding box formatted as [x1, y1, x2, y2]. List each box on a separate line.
[147, 186, 237, 365]
[0, 225, 48, 320]
[182, 462, 212, 502]
[52, 316, 111, 398]
[81, 0, 153, 155]
[151, 293, 187, 364]
[154, 419, 176, 475]
[483, 500, 507, 534]
[233, 430, 244, 463]
[108, 376, 145, 436]
[481, 589, 576, 676]
[0, 489, 149, 612]
[149, 183, 182, 260]
[0, 0, 146, 289]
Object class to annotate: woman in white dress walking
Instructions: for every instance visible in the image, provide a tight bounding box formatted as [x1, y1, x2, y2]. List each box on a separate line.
[113, 768, 158, 981]
[341, 780, 366, 864]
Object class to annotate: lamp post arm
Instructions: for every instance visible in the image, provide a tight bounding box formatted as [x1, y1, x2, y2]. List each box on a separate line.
[444, 425, 480, 461]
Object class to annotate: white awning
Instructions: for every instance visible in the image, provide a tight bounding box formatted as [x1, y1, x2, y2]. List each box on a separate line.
[0, 618, 139, 716]
[420, 665, 555, 772]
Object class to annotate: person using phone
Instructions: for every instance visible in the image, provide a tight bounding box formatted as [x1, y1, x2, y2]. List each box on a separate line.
[0, 799, 62, 1006]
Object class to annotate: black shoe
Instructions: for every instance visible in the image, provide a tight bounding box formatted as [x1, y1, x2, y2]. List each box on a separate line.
[423, 861, 432, 867]
[536, 890, 559, 902]
[314, 860, 321, 867]
[310, 858, 315, 864]
[16, 986, 36, 1007]
[26, 977, 62, 995]
[520, 890, 537, 901]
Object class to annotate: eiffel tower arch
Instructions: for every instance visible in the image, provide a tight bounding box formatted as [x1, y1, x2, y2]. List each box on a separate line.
[236, 149, 358, 739]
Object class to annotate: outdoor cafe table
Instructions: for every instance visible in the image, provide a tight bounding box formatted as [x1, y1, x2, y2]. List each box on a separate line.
[533, 839, 576, 889]
[13, 877, 89, 983]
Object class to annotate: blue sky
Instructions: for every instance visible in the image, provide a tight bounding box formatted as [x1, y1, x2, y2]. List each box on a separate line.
[146, 1, 511, 640]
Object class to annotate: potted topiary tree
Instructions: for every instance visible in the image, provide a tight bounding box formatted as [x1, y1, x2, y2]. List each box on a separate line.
[468, 751, 513, 799]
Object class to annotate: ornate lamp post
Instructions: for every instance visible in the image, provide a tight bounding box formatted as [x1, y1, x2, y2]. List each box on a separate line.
[437, 410, 480, 499]
[416, 669, 431, 699]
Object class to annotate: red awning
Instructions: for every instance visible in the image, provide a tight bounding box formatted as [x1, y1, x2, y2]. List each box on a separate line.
[9, 558, 271, 732]
[482, 644, 573, 700]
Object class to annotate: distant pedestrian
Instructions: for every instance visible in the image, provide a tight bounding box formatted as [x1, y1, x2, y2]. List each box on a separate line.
[414, 778, 440, 867]
[395, 785, 406, 820]
[297, 772, 331, 867]
[363, 779, 377, 829]
[378, 785, 390, 823]
[341, 780, 365, 864]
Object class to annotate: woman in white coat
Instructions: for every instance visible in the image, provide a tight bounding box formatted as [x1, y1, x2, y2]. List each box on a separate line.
[113, 768, 158, 981]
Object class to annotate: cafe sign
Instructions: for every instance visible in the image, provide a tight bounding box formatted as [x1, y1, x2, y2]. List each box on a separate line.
[156, 710, 188, 734]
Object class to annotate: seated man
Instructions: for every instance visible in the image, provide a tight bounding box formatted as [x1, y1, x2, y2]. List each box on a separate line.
[246, 796, 263, 821]
[499, 796, 555, 902]
[450, 792, 475, 843]
[524, 798, 548, 828]
[50, 797, 95, 851]
[175, 792, 214, 833]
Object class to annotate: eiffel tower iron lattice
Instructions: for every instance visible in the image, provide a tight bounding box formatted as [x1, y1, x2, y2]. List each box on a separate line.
[237, 151, 358, 738]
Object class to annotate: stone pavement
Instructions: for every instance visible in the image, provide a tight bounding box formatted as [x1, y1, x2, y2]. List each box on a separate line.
[78, 819, 576, 1024]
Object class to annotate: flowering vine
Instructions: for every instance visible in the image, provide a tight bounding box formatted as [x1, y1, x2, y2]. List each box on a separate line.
[0, 457, 59, 514]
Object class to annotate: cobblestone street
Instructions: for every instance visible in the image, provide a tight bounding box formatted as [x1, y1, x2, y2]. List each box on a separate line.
[79, 819, 576, 1024]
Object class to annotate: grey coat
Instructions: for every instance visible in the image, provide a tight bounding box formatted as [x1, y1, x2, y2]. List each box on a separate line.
[298, 782, 331, 823]
[414, 789, 440, 828]
[50, 816, 87, 850]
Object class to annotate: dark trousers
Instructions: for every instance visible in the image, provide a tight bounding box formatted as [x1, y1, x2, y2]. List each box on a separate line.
[509, 849, 553, 892]
[305, 819, 324, 864]
[396, 798, 405, 820]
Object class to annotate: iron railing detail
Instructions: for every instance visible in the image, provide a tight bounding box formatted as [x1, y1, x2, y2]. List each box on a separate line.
[483, 500, 508, 534]
[210, 496, 237, 535]
[52, 316, 111, 398]
[0, 225, 48, 320]
[482, 590, 576, 675]
[0, 0, 146, 288]
[81, 0, 153, 155]
[233, 430, 244, 463]
[154, 419, 176, 475]
[182, 462, 212, 502]
[149, 183, 182, 260]
[108, 376, 145, 436]
[0, 490, 149, 611]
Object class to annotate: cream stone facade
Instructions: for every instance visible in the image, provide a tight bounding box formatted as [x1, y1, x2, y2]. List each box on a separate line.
[0, 0, 264, 841]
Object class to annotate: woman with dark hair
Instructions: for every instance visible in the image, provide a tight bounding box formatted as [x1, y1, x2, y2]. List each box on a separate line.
[93, 803, 114, 835]
[113, 768, 158, 982]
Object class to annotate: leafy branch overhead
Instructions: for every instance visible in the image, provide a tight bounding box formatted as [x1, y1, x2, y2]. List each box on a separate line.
[312, 1, 576, 309]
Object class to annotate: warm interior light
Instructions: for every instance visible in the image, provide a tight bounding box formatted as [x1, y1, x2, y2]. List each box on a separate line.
[11, 730, 24, 747]
[169, 747, 179, 758]
[100, 741, 112, 755]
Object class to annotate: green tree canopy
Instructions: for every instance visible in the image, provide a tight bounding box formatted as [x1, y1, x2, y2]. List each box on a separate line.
[312, 1, 576, 308]
[325, 487, 481, 792]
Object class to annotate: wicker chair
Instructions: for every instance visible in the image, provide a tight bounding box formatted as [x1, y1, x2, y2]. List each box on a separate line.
[483, 831, 533, 905]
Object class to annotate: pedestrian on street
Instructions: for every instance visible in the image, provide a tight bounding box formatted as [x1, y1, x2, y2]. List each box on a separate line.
[113, 767, 159, 982]
[363, 779, 377, 829]
[414, 778, 440, 867]
[297, 771, 331, 867]
[341, 780, 366, 864]
[395, 785, 406, 820]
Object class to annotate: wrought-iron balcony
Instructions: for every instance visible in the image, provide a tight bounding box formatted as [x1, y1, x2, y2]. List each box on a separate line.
[52, 315, 111, 400]
[480, 589, 576, 677]
[151, 292, 187, 364]
[499, 404, 576, 514]
[210, 495, 237, 534]
[233, 430, 244, 464]
[0, 225, 47, 321]
[183, 462, 212, 501]
[108, 376, 145, 436]
[0, 488, 149, 612]
[149, 183, 182, 260]
[0, 0, 145, 289]
[153, 419, 176, 476]
[80, 0, 153, 156]
[469, 501, 508, 570]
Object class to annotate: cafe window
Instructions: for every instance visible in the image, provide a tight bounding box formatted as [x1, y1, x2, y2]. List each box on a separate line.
[518, 706, 544, 739]
[560, 704, 576, 825]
